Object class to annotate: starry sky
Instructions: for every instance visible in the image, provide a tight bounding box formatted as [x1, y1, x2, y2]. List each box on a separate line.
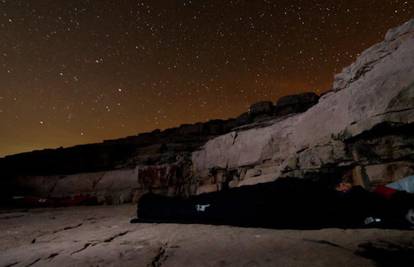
[0, 0, 413, 157]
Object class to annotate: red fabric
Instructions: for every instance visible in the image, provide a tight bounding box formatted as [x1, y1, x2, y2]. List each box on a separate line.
[374, 185, 397, 199]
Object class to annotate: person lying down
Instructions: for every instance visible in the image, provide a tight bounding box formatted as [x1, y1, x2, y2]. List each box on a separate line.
[130, 176, 414, 229]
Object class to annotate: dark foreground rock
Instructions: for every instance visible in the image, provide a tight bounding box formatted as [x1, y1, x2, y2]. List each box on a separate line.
[0, 205, 414, 267]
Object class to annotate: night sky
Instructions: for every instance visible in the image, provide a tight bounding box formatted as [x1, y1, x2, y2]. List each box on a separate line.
[0, 0, 413, 157]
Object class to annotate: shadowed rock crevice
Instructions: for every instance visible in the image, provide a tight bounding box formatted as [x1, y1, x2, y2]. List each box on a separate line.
[103, 231, 130, 243]
[31, 223, 83, 244]
[71, 242, 93, 255]
[20, 252, 60, 267]
[56, 223, 83, 233]
[302, 239, 348, 250]
[70, 231, 132, 255]
[25, 258, 41, 267]
[46, 253, 59, 260]
[149, 242, 169, 267]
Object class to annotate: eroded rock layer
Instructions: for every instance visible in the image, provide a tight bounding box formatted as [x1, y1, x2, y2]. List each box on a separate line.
[0, 89, 318, 204]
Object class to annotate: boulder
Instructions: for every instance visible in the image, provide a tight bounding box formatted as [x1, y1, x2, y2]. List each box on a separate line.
[234, 112, 251, 126]
[274, 92, 319, 116]
[248, 101, 274, 117]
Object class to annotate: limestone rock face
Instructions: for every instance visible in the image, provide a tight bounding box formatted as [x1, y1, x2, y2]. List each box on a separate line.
[333, 19, 414, 92]
[1, 19, 414, 205]
[192, 19, 414, 189]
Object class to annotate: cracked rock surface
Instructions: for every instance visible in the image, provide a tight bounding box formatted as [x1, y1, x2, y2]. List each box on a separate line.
[1, 205, 414, 267]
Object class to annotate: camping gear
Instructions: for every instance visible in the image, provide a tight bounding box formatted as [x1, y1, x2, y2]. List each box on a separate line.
[374, 185, 398, 199]
[386, 175, 414, 193]
[133, 178, 412, 229]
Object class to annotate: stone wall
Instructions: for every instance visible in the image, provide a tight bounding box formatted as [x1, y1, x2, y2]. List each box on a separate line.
[10, 160, 196, 205]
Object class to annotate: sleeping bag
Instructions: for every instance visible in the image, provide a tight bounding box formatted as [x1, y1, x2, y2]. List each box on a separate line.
[132, 178, 413, 229]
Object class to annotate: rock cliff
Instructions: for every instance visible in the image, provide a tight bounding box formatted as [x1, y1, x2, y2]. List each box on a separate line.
[192, 19, 414, 191]
[1, 19, 413, 206]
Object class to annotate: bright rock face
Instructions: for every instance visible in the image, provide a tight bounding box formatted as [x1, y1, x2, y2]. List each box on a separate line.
[192, 19, 414, 190]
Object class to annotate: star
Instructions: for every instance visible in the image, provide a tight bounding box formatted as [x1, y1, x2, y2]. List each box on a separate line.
[0, 0, 413, 156]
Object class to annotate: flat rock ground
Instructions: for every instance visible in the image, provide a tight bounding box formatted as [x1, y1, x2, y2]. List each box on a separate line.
[0, 205, 414, 267]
